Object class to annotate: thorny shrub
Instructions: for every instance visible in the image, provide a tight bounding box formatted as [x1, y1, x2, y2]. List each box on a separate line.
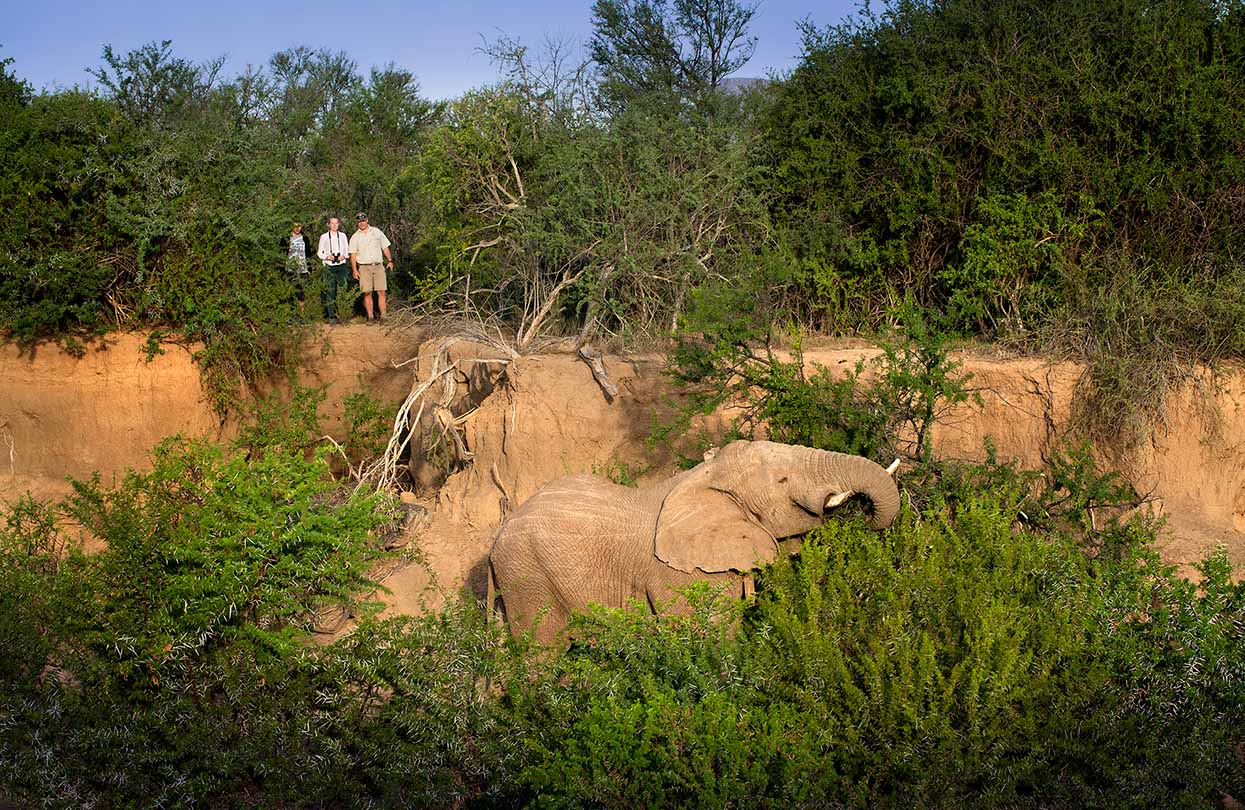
[1, 435, 1242, 807]
[663, 293, 973, 466]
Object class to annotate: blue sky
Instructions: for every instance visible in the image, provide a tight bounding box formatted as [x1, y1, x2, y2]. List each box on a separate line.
[4, 0, 861, 99]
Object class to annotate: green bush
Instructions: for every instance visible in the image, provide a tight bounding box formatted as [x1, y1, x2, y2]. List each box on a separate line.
[502, 475, 1245, 809]
[0, 89, 133, 344]
[907, 442, 1142, 556]
[2, 436, 1242, 807]
[941, 191, 1100, 335]
[665, 295, 972, 465]
[0, 430, 396, 805]
[342, 379, 393, 465]
[753, 0, 1245, 443]
[312, 602, 522, 806]
[232, 381, 328, 457]
[761, 0, 1245, 328]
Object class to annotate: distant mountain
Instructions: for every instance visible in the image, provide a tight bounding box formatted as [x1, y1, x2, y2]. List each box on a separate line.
[718, 77, 771, 96]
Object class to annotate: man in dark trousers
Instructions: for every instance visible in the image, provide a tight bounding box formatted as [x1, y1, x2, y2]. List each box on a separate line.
[317, 216, 352, 322]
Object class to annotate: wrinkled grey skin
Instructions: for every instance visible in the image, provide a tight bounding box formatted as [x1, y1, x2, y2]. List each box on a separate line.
[489, 440, 901, 643]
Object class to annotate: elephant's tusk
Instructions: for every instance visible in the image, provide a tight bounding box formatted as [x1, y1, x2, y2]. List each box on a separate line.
[825, 491, 854, 510]
[886, 458, 900, 476]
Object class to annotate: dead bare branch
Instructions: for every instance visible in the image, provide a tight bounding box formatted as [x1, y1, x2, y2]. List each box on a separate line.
[578, 344, 620, 401]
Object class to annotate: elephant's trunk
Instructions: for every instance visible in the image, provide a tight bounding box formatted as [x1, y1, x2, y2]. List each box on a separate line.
[816, 451, 902, 530]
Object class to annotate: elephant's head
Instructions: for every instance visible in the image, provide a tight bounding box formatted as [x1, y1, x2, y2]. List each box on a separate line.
[654, 440, 901, 574]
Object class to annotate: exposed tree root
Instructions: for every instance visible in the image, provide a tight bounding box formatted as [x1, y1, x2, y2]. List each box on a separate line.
[356, 325, 519, 494]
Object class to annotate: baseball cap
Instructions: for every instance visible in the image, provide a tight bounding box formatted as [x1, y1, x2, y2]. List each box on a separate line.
[355, 212, 368, 221]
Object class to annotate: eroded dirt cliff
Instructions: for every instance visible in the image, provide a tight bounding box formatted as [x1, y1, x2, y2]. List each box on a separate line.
[382, 341, 1245, 617]
[2, 328, 1242, 619]
[0, 326, 420, 505]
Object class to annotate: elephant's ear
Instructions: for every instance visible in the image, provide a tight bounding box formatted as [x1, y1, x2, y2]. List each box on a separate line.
[654, 473, 778, 574]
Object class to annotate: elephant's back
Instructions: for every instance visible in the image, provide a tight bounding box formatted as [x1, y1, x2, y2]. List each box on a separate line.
[490, 474, 652, 589]
[494, 474, 643, 545]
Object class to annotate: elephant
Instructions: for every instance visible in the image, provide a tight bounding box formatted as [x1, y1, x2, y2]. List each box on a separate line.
[488, 440, 901, 643]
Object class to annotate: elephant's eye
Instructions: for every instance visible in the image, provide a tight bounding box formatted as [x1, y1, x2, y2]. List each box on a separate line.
[778, 476, 788, 484]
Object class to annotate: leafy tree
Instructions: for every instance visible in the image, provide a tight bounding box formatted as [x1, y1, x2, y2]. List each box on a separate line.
[0, 88, 136, 342]
[88, 39, 223, 125]
[415, 76, 770, 346]
[760, 0, 1245, 332]
[267, 46, 359, 137]
[590, 0, 759, 112]
[0, 54, 30, 108]
[751, 0, 1245, 439]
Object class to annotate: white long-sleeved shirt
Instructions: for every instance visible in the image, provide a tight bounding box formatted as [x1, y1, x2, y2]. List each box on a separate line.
[318, 230, 350, 265]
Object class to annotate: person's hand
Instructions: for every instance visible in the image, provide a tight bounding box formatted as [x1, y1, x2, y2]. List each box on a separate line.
[352, 270, 359, 280]
[387, 260, 394, 270]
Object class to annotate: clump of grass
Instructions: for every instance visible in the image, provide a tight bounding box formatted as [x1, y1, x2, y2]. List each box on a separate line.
[1035, 260, 1245, 453]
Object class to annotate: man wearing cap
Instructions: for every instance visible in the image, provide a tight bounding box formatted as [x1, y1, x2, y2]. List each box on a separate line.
[317, 216, 353, 322]
[349, 212, 393, 323]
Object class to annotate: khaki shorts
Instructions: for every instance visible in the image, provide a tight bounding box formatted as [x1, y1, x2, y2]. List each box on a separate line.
[356, 262, 387, 293]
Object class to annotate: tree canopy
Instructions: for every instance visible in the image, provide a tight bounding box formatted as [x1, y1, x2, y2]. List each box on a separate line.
[589, 0, 759, 111]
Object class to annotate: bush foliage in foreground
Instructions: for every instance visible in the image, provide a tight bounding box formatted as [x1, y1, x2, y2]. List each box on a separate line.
[2, 444, 1243, 807]
[515, 492, 1245, 809]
